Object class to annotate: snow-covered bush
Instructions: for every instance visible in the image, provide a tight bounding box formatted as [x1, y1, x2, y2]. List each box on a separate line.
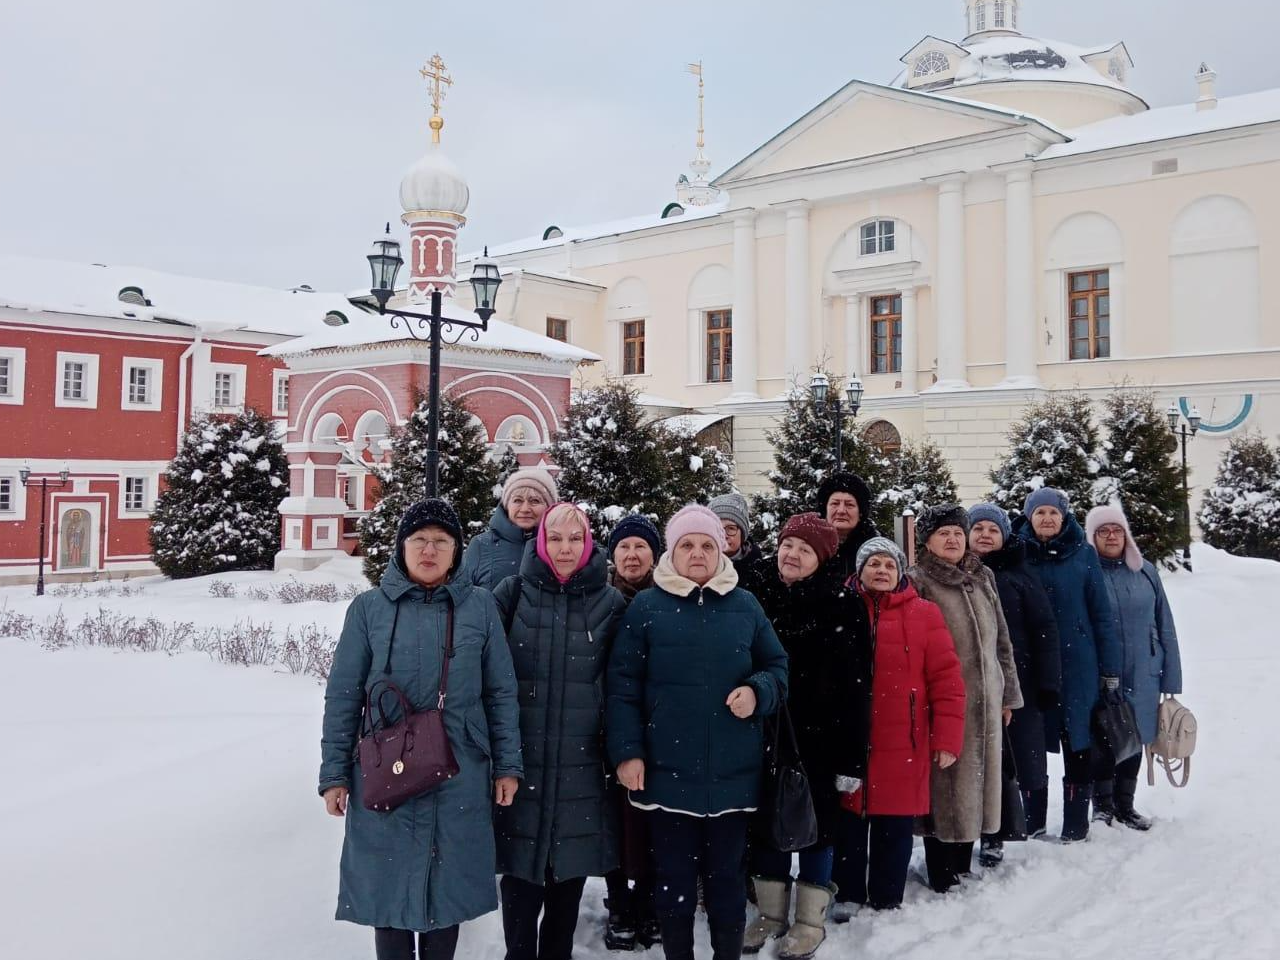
[150, 409, 289, 579]
[1198, 432, 1280, 561]
[879, 438, 959, 522]
[550, 381, 734, 540]
[359, 393, 501, 585]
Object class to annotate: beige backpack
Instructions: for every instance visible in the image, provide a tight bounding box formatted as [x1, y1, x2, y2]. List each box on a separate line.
[1146, 695, 1197, 788]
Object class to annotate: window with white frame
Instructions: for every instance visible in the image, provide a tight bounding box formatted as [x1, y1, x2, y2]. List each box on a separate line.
[129, 367, 150, 404]
[123, 476, 148, 513]
[860, 220, 896, 256]
[213, 371, 235, 407]
[993, 0, 1006, 28]
[0, 477, 12, 513]
[974, 1, 986, 31]
[913, 52, 950, 78]
[0, 347, 26, 405]
[0, 357, 10, 397]
[64, 362, 86, 400]
[55, 352, 99, 408]
[272, 370, 289, 417]
[121, 357, 164, 410]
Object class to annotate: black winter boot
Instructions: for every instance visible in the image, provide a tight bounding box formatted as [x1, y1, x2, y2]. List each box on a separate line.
[604, 897, 637, 951]
[658, 915, 695, 960]
[978, 837, 1004, 868]
[1114, 778, 1153, 831]
[1092, 779, 1116, 826]
[1061, 782, 1092, 843]
[1023, 788, 1048, 838]
[709, 919, 746, 960]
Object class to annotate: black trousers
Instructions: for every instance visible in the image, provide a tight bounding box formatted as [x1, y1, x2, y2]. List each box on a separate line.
[499, 871, 588, 960]
[922, 838, 974, 893]
[374, 925, 459, 960]
[831, 811, 915, 909]
[1093, 745, 1143, 782]
[1060, 730, 1093, 785]
[647, 809, 749, 924]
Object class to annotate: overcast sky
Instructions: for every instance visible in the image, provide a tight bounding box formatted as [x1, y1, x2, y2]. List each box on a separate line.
[1, 0, 1273, 292]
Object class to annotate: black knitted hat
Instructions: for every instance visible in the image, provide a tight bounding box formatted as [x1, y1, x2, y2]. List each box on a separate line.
[396, 498, 464, 573]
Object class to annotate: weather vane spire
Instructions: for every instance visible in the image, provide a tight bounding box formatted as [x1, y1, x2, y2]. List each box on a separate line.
[420, 53, 453, 144]
[686, 61, 705, 154]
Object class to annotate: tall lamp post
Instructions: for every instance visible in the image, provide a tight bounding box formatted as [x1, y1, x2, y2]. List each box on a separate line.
[1166, 402, 1201, 572]
[809, 372, 865, 466]
[362, 227, 502, 498]
[18, 463, 70, 596]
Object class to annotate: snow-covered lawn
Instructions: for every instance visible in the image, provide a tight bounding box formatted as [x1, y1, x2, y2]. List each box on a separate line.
[1, 547, 1276, 959]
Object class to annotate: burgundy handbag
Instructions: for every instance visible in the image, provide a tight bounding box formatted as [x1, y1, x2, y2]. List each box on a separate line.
[357, 606, 460, 812]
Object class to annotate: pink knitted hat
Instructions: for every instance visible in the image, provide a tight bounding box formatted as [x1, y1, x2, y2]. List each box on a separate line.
[1084, 504, 1144, 572]
[664, 504, 729, 553]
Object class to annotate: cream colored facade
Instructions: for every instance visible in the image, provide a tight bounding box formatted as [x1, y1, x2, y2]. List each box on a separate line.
[460, 2, 1280, 507]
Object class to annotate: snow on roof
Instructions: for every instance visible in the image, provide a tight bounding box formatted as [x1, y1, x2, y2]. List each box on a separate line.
[635, 392, 690, 409]
[658, 412, 732, 434]
[1039, 87, 1280, 160]
[0, 255, 354, 338]
[474, 197, 731, 259]
[262, 295, 600, 364]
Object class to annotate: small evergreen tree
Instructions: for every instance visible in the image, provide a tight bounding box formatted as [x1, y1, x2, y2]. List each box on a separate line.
[751, 371, 891, 550]
[1097, 387, 1185, 568]
[149, 409, 289, 578]
[1198, 432, 1280, 561]
[880, 438, 959, 525]
[359, 393, 500, 584]
[989, 393, 1106, 524]
[550, 380, 734, 540]
[493, 444, 521, 496]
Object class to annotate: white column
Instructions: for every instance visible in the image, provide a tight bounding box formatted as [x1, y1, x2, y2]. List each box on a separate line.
[1002, 164, 1039, 386]
[934, 176, 970, 389]
[844, 294, 863, 378]
[784, 202, 811, 380]
[730, 210, 759, 398]
[900, 287, 919, 394]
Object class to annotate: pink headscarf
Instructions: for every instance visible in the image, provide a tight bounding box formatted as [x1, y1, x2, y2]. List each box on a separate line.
[536, 502, 595, 583]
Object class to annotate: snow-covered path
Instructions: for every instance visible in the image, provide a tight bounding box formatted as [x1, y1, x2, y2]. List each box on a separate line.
[0, 546, 1276, 959]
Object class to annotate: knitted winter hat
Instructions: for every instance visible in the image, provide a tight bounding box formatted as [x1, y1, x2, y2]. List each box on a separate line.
[1023, 486, 1070, 519]
[915, 503, 970, 545]
[1085, 504, 1144, 572]
[779, 512, 839, 565]
[607, 513, 662, 559]
[535, 502, 595, 584]
[816, 472, 872, 519]
[501, 467, 559, 509]
[664, 504, 729, 553]
[708, 492, 751, 539]
[855, 536, 908, 576]
[967, 503, 1012, 543]
[396, 498, 464, 574]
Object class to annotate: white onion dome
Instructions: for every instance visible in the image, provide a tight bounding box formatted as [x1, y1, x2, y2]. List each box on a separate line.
[399, 140, 469, 218]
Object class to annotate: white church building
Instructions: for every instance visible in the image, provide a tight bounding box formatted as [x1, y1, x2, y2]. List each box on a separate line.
[459, 0, 1280, 503]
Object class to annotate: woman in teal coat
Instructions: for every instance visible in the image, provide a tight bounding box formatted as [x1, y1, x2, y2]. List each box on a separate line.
[462, 467, 557, 588]
[320, 499, 523, 960]
[1085, 504, 1184, 831]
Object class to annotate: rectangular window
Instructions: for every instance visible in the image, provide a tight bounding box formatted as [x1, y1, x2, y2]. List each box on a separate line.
[274, 371, 289, 417]
[546, 317, 568, 342]
[994, 0, 1006, 28]
[705, 309, 733, 383]
[213, 371, 235, 407]
[124, 477, 147, 512]
[976, 2, 986, 30]
[63, 361, 86, 400]
[127, 366, 151, 405]
[622, 320, 646, 375]
[859, 220, 895, 256]
[1067, 270, 1111, 360]
[869, 295, 903, 374]
[0, 357, 9, 397]
[342, 476, 359, 510]
[0, 477, 12, 512]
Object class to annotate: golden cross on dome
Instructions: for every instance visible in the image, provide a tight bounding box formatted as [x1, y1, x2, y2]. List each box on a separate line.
[420, 53, 453, 143]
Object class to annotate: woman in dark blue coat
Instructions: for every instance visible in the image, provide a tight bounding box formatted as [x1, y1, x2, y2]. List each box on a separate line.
[319, 499, 523, 960]
[608, 504, 788, 960]
[1011, 488, 1121, 843]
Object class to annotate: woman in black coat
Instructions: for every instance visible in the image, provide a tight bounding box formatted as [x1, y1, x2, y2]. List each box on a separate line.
[968, 503, 1062, 855]
[742, 513, 871, 960]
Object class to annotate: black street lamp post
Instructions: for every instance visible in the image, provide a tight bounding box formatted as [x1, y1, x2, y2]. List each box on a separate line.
[1166, 402, 1201, 572]
[18, 463, 70, 596]
[809, 372, 865, 466]
[362, 226, 502, 499]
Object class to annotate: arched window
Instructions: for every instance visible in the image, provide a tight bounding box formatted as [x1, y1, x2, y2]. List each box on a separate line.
[1011, 1, 1017, 29]
[860, 220, 896, 256]
[993, 0, 1006, 28]
[913, 51, 950, 78]
[974, 1, 986, 32]
[863, 419, 902, 457]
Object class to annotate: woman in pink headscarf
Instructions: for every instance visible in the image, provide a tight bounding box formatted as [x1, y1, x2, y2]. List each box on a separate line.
[492, 502, 628, 960]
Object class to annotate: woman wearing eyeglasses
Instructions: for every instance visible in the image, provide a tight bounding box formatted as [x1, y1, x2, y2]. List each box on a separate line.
[462, 467, 558, 588]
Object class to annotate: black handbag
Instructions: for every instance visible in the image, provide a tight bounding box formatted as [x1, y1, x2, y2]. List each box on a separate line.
[994, 728, 1028, 842]
[1092, 688, 1143, 763]
[760, 700, 818, 852]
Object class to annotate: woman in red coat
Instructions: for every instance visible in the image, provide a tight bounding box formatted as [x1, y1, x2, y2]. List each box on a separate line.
[830, 536, 965, 915]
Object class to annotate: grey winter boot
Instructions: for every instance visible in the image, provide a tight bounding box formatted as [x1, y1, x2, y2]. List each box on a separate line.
[1114, 777, 1153, 831]
[1061, 781, 1093, 843]
[742, 877, 790, 954]
[1092, 779, 1116, 825]
[777, 882, 835, 960]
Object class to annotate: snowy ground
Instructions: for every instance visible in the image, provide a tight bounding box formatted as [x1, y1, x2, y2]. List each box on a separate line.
[1, 547, 1277, 960]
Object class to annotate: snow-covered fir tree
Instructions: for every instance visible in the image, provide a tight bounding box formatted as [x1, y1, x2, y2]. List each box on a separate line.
[549, 380, 734, 540]
[359, 393, 500, 584]
[1198, 432, 1280, 561]
[989, 393, 1106, 523]
[493, 444, 521, 496]
[880, 438, 959, 524]
[751, 374, 892, 549]
[149, 409, 288, 578]
[1097, 387, 1184, 568]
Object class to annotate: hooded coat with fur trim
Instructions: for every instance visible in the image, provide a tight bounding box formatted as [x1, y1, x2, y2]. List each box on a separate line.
[606, 554, 789, 816]
[908, 551, 1024, 841]
[491, 544, 627, 884]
